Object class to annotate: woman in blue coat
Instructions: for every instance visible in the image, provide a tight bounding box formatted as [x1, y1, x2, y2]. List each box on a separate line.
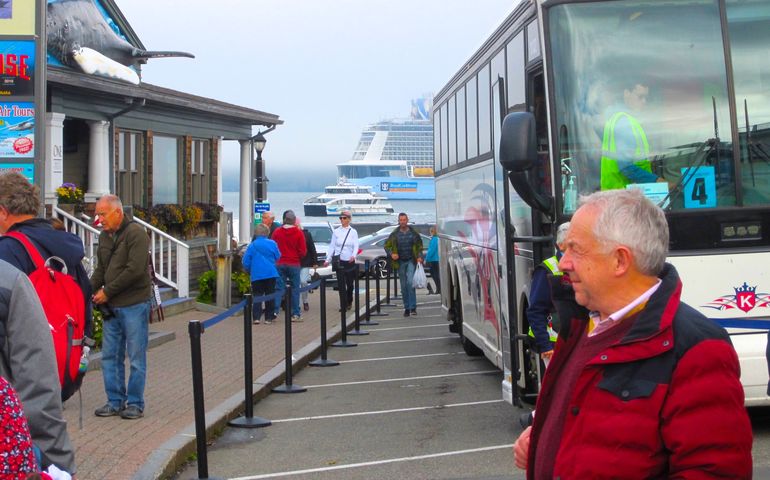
[243, 224, 281, 324]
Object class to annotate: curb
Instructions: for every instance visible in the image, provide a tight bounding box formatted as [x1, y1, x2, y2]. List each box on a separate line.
[133, 302, 375, 480]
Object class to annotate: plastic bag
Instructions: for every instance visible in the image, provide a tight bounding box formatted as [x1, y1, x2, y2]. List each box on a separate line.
[413, 263, 428, 289]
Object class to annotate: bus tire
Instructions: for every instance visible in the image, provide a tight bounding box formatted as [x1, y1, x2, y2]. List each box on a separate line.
[454, 287, 483, 357]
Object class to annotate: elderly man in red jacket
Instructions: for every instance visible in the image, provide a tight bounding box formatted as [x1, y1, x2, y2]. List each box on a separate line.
[271, 210, 307, 321]
[514, 188, 752, 479]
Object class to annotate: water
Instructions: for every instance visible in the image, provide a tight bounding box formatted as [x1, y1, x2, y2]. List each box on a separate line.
[222, 191, 436, 225]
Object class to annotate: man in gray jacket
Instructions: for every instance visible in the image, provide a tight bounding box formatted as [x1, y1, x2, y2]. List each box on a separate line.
[91, 195, 151, 420]
[0, 260, 76, 474]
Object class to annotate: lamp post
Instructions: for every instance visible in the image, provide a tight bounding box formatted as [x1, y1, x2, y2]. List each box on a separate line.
[253, 131, 267, 203]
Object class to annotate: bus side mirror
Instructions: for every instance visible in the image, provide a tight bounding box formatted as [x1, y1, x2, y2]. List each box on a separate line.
[499, 112, 553, 216]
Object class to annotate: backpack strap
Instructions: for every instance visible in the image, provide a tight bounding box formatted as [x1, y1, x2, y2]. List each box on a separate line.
[3, 231, 46, 270]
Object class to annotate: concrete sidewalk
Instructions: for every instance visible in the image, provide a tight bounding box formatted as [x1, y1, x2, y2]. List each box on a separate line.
[61, 285, 377, 479]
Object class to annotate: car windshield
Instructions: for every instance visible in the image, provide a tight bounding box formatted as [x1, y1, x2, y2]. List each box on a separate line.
[305, 226, 332, 243]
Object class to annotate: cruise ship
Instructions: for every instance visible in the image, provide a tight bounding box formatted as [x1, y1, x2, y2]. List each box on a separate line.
[303, 182, 395, 217]
[337, 98, 435, 200]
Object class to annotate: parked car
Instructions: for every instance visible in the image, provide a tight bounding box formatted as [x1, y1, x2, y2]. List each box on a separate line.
[355, 232, 431, 279]
[373, 223, 433, 237]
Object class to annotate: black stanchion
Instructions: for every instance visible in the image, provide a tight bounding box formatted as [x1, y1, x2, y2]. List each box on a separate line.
[228, 294, 271, 428]
[391, 260, 401, 301]
[382, 260, 397, 309]
[273, 284, 307, 393]
[360, 260, 381, 325]
[332, 268, 357, 347]
[188, 321, 216, 480]
[368, 259, 388, 318]
[348, 267, 369, 335]
[310, 277, 339, 367]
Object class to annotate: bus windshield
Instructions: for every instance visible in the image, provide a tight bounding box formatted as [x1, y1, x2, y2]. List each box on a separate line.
[548, 0, 770, 214]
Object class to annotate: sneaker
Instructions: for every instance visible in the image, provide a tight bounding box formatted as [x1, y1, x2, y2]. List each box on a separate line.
[253, 318, 261, 325]
[411, 309, 417, 316]
[403, 310, 410, 317]
[94, 403, 122, 417]
[120, 405, 144, 420]
[291, 315, 303, 322]
[303, 302, 310, 312]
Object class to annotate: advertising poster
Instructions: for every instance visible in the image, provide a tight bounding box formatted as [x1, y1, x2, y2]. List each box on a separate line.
[0, 102, 34, 158]
[0, 1, 35, 35]
[0, 161, 33, 182]
[0, 40, 35, 96]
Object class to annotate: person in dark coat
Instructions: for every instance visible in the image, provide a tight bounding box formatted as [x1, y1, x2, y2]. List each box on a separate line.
[297, 218, 318, 312]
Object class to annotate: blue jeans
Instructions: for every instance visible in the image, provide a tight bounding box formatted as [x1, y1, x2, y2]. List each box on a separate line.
[101, 300, 150, 410]
[398, 261, 417, 310]
[277, 265, 302, 316]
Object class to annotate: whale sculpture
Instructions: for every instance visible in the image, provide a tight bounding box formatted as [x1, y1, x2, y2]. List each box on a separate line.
[47, 0, 194, 83]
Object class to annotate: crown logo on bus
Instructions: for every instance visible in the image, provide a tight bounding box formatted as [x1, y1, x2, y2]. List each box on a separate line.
[704, 282, 770, 314]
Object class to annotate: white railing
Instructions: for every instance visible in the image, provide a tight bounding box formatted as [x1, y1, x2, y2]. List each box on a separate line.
[53, 207, 100, 276]
[53, 208, 190, 298]
[133, 217, 190, 298]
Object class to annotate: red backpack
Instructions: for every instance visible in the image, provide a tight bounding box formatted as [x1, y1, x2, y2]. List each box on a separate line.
[4, 232, 87, 401]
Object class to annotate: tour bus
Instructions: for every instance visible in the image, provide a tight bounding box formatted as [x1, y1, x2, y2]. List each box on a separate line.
[433, 0, 770, 406]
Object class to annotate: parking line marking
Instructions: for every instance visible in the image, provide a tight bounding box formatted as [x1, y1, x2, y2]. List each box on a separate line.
[271, 399, 504, 423]
[304, 370, 499, 389]
[369, 323, 445, 331]
[339, 352, 464, 364]
[356, 335, 455, 345]
[230, 444, 515, 479]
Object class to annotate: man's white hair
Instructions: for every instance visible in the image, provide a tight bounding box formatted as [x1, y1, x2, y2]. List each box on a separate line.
[578, 188, 668, 276]
[556, 222, 570, 245]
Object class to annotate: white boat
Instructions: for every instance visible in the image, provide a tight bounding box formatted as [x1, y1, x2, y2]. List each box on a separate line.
[303, 182, 395, 217]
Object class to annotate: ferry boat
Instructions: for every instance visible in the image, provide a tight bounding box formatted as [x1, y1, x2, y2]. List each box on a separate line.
[337, 98, 435, 200]
[303, 183, 395, 217]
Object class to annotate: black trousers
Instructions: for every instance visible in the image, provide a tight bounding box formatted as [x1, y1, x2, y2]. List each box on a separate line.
[336, 261, 356, 310]
[251, 278, 276, 321]
[428, 261, 440, 293]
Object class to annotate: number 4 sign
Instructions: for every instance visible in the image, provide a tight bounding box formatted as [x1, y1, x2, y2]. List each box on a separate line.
[681, 165, 716, 209]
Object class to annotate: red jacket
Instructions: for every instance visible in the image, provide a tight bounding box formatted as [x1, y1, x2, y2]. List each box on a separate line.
[528, 264, 753, 479]
[271, 225, 307, 267]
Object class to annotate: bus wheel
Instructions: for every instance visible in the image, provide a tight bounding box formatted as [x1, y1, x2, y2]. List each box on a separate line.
[455, 289, 483, 357]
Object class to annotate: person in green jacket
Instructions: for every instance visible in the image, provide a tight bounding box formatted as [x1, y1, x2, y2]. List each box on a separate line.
[91, 195, 151, 420]
[384, 213, 424, 317]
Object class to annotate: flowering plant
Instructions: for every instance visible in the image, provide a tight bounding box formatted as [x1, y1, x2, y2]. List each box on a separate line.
[56, 183, 84, 204]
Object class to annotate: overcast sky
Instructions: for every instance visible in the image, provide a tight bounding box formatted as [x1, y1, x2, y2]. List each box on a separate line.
[118, 0, 515, 176]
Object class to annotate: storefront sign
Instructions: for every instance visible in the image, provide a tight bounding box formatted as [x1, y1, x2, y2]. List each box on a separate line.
[0, 102, 35, 158]
[0, 40, 35, 96]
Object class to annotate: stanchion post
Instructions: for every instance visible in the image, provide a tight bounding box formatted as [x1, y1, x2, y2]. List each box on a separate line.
[229, 294, 271, 428]
[189, 320, 211, 480]
[391, 259, 401, 301]
[368, 259, 388, 318]
[273, 284, 307, 393]
[310, 277, 339, 366]
[348, 265, 369, 335]
[360, 260, 381, 324]
[332, 268, 357, 347]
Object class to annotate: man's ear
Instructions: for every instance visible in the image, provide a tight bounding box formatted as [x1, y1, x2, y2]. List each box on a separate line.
[613, 246, 634, 276]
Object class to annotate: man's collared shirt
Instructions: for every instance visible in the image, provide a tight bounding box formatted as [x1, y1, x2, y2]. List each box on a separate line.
[588, 279, 662, 337]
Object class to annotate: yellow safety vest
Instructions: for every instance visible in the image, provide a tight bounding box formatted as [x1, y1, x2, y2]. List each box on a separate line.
[600, 111, 652, 190]
[528, 256, 561, 343]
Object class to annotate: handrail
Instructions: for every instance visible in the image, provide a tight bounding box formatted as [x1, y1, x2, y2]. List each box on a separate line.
[133, 216, 190, 298]
[53, 207, 100, 276]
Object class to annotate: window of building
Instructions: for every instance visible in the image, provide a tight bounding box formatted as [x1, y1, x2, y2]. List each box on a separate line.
[191, 139, 210, 203]
[152, 135, 181, 204]
[116, 130, 144, 207]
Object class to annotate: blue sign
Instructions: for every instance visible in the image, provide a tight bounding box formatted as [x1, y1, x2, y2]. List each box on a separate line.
[0, 102, 34, 158]
[0, 40, 35, 97]
[254, 202, 271, 214]
[681, 166, 717, 209]
[0, 162, 34, 182]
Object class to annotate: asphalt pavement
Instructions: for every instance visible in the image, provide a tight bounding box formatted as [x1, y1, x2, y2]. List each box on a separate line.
[174, 294, 527, 480]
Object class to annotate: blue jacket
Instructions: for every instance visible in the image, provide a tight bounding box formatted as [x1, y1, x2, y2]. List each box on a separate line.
[243, 237, 281, 281]
[425, 235, 439, 262]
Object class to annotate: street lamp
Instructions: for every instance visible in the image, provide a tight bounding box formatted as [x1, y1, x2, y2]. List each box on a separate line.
[253, 131, 267, 202]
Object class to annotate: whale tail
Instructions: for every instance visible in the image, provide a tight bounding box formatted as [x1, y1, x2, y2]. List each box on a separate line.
[134, 50, 196, 60]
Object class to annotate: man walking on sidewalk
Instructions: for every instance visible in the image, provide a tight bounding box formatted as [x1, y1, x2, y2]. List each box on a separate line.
[91, 195, 151, 420]
[272, 210, 307, 321]
[385, 213, 423, 317]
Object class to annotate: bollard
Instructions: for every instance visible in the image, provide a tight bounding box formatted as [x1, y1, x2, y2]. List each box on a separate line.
[368, 259, 388, 318]
[188, 321, 212, 480]
[310, 277, 339, 367]
[273, 284, 307, 393]
[348, 266, 369, 335]
[228, 294, 271, 428]
[382, 260, 397, 309]
[332, 267, 357, 347]
[391, 259, 401, 301]
[360, 260, 381, 324]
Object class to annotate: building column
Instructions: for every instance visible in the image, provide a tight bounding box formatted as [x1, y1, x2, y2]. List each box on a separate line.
[44, 112, 66, 205]
[238, 139, 252, 243]
[86, 120, 111, 201]
[216, 136, 224, 207]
